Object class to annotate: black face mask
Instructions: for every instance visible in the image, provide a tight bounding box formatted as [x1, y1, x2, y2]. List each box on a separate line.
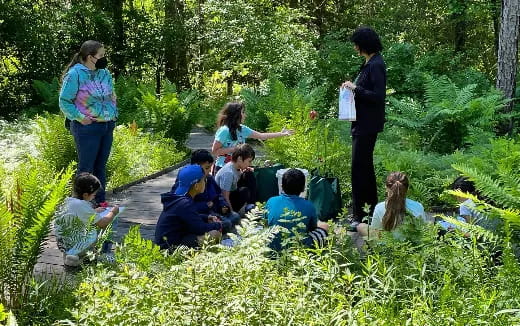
[95, 57, 108, 69]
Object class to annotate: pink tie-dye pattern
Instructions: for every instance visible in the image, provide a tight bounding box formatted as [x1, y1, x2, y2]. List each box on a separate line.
[74, 80, 113, 120]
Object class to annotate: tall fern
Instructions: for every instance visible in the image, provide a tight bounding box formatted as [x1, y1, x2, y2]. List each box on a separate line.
[451, 163, 520, 234]
[0, 163, 73, 309]
[388, 75, 506, 153]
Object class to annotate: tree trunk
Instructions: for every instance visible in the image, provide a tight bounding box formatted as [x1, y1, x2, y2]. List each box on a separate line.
[164, 0, 190, 89]
[496, 0, 520, 134]
[111, 0, 125, 77]
[450, 0, 467, 52]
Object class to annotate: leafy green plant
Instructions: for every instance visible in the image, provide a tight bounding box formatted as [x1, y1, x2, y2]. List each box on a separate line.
[0, 160, 74, 310]
[62, 210, 520, 325]
[241, 78, 328, 131]
[106, 124, 187, 189]
[387, 76, 506, 154]
[136, 82, 201, 144]
[30, 78, 60, 114]
[33, 113, 76, 173]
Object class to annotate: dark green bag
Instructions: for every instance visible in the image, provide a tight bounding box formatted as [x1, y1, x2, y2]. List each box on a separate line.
[253, 164, 285, 203]
[307, 170, 342, 221]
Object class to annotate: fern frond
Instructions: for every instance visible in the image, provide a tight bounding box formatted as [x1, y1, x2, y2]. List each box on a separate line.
[454, 84, 477, 108]
[452, 163, 520, 210]
[437, 214, 499, 242]
[4, 163, 73, 308]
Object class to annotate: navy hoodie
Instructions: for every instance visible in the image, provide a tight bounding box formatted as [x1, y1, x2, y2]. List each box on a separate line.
[171, 175, 228, 214]
[154, 192, 222, 249]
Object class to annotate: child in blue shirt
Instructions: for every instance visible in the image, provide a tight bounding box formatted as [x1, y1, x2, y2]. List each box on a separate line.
[356, 172, 428, 239]
[212, 102, 293, 169]
[265, 168, 329, 251]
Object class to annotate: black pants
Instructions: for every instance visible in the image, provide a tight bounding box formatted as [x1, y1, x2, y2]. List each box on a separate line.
[351, 133, 378, 222]
[229, 170, 257, 212]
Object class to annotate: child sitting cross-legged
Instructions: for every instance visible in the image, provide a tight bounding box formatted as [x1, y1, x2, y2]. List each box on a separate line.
[171, 149, 240, 226]
[55, 172, 119, 267]
[155, 164, 231, 250]
[439, 176, 501, 234]
[215, 143, 257, 217]
[356, 171, 428, 239]
[265, 168, 329, 251]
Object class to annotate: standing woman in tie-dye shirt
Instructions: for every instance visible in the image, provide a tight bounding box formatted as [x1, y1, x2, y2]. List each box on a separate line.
[59, 40, 118, 206]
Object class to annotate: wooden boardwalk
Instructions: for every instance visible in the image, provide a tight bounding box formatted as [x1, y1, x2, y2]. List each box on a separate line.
[35, 127, 215, 276]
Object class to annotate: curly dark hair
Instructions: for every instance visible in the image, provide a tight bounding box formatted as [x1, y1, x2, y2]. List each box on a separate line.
[73, 172, 102, 199]
[350, 27, 383, 55]
[216, 102, 244, 141]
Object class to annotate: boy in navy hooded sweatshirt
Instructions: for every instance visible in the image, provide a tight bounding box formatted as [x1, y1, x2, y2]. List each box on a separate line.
[171, 149, 240, 225]
[155, 164, 230, 249]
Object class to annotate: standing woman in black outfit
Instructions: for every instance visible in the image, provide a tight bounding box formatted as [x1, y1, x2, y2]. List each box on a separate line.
[342, 27, 386, 222]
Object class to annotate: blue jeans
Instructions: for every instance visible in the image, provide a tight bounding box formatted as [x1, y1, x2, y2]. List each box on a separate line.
[71, 120, 115, 203]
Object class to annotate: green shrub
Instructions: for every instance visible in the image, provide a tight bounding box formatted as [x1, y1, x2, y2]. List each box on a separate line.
[64, 216, 520, 325]
[241, 78, 328, 132]
[0, 160, 74, 311]
[106, 124, 187, 189]
[114, 76, 146, 125]
[136, 82, 201, 144]
[30, 78, 60, 114]
[33, 113, 76, 172]
[387, 76, 506, 154]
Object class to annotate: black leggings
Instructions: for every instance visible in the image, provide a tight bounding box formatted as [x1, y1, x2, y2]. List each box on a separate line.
[229, 170, 257, 212]
[351, 133, 378, 222]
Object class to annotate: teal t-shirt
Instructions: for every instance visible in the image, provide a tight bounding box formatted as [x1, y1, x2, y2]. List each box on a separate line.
[265, 194, 318, 251]
[214, 125, 254, 167]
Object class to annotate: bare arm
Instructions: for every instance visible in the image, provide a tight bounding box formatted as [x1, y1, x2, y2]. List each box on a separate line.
[221, 190, 233, 212]
[249, 128, 293, 141]
[95, 206, 119, 229]
[212, 140, 236, 157]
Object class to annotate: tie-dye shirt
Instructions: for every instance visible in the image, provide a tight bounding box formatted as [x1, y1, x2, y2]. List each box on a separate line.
[59, 63, 118, 122]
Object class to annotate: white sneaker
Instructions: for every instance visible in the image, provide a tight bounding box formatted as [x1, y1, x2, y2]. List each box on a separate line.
[64, 254, 81, 267]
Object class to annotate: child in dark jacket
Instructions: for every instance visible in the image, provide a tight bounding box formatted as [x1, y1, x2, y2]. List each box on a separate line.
[171, 149, 240, 225]
[155, 164, 231, 249]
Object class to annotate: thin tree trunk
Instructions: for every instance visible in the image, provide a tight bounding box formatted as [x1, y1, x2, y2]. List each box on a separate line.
[164, 0, 190, 89]
[111, 0, 125, 77]
[496, 0, 520, 134]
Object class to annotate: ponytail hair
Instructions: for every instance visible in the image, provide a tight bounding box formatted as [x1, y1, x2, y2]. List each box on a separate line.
[61, 40, 104, 81]
[216, 102, 244, 141]
[382, 172, 409, 231]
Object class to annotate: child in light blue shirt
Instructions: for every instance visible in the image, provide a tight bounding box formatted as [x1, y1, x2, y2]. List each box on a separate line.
[212, 102, 293, 168]
[357, 172, 428, 238]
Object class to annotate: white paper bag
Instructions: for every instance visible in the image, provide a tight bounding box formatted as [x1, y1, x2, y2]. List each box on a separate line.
[339, 87, 356, 121]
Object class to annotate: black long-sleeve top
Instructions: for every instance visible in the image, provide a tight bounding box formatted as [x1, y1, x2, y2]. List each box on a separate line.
[351, 53, 387, 136]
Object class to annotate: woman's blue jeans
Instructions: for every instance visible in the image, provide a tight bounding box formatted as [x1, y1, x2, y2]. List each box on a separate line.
[71, 120, 115, 203]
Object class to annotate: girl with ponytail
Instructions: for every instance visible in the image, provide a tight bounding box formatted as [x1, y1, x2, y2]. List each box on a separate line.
[356, 172, 427, 237]
[59, 40, 118, 207]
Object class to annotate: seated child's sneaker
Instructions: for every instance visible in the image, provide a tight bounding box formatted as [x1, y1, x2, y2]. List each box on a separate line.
[98, 252, 116, 264]
[221, 238, 236, 247]
[64, 254, 81, 267]
[244, 203, 256, 213]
